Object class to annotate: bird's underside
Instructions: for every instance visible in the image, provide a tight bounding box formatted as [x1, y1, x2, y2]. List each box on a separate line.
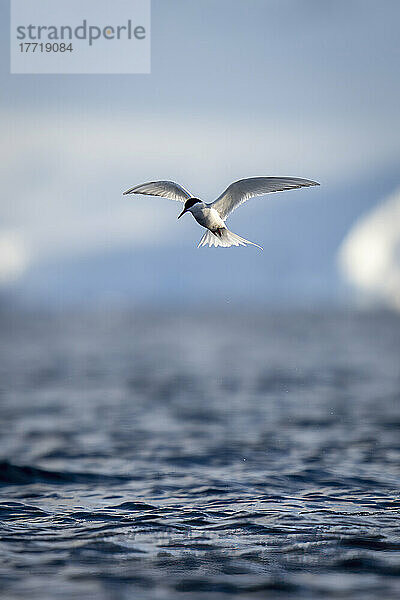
[123, 176, 319, 249]
[197, 228, 263, 249]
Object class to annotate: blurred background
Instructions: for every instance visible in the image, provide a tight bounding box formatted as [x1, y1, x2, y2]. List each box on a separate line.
[1, 0, 400, 311]
[1, 3, 400, 599]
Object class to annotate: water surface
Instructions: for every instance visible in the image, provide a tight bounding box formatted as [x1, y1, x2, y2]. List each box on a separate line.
[0, 309, 399, 599]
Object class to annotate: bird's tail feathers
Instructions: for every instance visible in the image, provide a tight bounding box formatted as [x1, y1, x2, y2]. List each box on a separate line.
[197, 228, 262, 249]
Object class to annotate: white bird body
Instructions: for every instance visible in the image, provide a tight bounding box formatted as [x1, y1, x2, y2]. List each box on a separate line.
[123, 176, 319, 249]
[190, 203, 225, 230]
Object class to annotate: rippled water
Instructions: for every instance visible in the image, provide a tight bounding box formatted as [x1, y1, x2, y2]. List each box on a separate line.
[0, 309, 399, 599]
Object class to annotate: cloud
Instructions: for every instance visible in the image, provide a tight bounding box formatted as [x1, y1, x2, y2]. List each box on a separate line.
[338, 188, 400, 310]
[0, 231, 28, 284]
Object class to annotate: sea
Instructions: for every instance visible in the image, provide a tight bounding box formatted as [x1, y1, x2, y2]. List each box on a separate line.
[0, 308, 399, 599]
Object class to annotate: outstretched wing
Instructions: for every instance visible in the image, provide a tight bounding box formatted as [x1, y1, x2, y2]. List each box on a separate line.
[211, 177, 319, 220]
[123, 180, 193, 203]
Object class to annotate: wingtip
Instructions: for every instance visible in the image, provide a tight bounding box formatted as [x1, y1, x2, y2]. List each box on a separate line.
[123, 189, 134, 195]
[301, 179, 320, 187]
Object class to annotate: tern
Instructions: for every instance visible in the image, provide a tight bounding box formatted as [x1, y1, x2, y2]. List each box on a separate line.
[123, 176, 319, 249]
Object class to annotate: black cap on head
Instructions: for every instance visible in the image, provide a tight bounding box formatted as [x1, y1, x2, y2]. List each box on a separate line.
[184, 198, 201, 210]
[178, 198, 202, 219]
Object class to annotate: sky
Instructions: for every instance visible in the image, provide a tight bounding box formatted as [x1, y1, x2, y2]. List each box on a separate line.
[1, 0, 400, 308]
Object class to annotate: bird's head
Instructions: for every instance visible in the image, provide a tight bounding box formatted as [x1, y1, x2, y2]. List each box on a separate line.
[178, 198, 201, 219]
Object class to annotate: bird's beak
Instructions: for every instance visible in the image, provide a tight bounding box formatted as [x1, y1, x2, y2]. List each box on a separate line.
[177, 208, 187, 219]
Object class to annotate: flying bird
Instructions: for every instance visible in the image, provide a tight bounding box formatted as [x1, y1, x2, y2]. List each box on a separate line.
[123, 177, 319, 249]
